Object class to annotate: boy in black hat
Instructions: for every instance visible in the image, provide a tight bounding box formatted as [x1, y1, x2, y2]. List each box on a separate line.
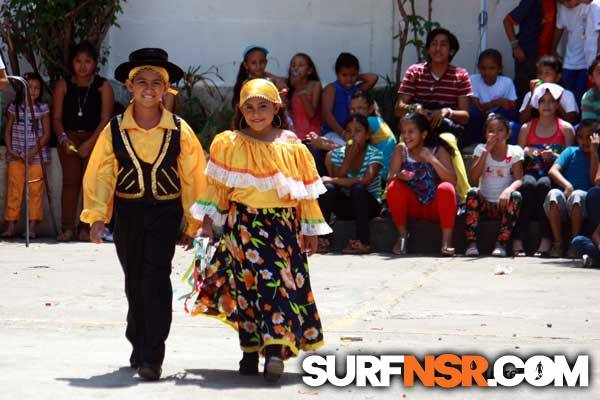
[81, 48, 206, 381]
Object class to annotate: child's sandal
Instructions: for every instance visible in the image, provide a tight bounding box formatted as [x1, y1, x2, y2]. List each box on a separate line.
[342, 240, 372, 254]
[440, 246, 455, 257]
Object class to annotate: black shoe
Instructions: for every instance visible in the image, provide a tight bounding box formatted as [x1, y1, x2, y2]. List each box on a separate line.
[263, 356, 284, 383]
[239, 352, 259, 375]
[138, 363, 162, 381]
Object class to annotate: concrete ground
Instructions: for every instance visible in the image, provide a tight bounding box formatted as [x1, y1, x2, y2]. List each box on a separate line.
[0, 240, 598, 400]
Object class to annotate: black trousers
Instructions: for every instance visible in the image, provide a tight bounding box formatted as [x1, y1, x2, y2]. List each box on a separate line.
[318, 183, 381, 244]
[513, 174, 551, 241]
[514, 56, 538, 105]
[113, 199, 183, 367]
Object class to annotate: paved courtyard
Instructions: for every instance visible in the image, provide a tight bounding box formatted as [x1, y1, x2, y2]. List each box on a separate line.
[0, 240, 598, 400]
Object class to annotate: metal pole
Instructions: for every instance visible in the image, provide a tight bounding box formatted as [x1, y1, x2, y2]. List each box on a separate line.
[7, 76, 30, 247]
[479, 0, 489, 53]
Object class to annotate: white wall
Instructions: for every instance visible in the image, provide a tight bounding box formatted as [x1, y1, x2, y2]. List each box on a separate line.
[103, 0, 397, 86]
[102, 0, 523, 86]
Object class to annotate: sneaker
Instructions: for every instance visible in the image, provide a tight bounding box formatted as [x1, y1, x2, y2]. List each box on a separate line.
[465, 245, 479, 257]
[492, 247, 507, 257]
[239, 352, 259, 375]
[582, 254, 593, 268]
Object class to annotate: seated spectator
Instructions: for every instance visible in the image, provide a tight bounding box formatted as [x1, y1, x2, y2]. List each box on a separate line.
[553, 0, 589, 105]
[467, 49, 519, 146]
[231, 45, 287, 109]
[518, 55, 578, 125]
[581, 56, 600, 122]
[308, 53, 378, 175]
[546, 122, 600, 258]
[387, 113, 457, 256]
[318, 115, 383, 254]
[394, 27, 471, 202]
[349, 90, 397, 180]
[515, 83, 575, 256]
[318, 52, 378, 145]
[465, 114, 524, 257]
[287, 52, 322, 141]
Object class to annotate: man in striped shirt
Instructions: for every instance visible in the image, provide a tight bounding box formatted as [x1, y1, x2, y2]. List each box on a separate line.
[394, 28, 472, 202]
[394, 28, 472, 135]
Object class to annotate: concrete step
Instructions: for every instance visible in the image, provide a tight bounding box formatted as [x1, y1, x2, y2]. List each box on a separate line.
[331, 217, 543, 255]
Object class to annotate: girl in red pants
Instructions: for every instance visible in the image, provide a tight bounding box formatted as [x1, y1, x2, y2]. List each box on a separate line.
[387, 113, 458, 256]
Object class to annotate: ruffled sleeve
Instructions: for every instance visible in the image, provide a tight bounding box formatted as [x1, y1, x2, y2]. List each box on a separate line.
[190, 134, 233, 226]
[190, 179, 232, 227]
[297, 199, 333, 236]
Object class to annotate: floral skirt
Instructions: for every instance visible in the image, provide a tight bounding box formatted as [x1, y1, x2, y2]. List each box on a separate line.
[192, 202, 324, 358]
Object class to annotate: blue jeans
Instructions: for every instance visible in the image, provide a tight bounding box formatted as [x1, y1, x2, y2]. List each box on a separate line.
[572, 236, 600, 266]
[562, 69, 588, 107]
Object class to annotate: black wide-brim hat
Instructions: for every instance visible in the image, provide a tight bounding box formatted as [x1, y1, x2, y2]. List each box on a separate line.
[114, 48, 184, 84]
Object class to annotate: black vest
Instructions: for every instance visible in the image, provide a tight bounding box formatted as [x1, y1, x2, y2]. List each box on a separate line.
[111, 114, 181, 204]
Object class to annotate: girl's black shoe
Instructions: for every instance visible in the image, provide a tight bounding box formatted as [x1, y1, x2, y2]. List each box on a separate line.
[239, 351, 259, 375]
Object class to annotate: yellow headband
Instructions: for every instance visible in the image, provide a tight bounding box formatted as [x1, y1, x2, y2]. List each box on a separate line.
[239, 78, 282, 106]
[128, 66, 170, 83]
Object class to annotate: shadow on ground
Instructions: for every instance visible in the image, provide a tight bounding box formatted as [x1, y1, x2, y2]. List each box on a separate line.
[57, 367, 304, 389]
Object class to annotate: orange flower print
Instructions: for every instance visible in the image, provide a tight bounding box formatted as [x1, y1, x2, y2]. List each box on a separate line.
[303, 327, 319, 340]
[273, 324, 286, 335]
[279, 287, 289, 299]
[284, 331, 296, 343]
[240, 226, 251, 245]
[227, 208, 237, 228]
[259, 269, 273, 280]
[276, 248, 289, 261]
[307, 291, 314, 303]
[237, 295, 248, 310]
[242, 269, 255, 289]
[245, 249, 261, 264]
[242, 321, 257, 333]
[263, 303, 272, 312]
[272, 312, 285, 324]
[245, 307, 255, 319]
[219, 294, 236, 315]
[295, 273, 305, 288]
[280, 267, 296, 290]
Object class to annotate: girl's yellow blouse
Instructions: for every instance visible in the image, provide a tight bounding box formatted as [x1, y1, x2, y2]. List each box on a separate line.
[191, 130, 332, 236]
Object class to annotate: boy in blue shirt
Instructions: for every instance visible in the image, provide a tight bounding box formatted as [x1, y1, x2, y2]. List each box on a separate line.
[545, 120, 600, 257]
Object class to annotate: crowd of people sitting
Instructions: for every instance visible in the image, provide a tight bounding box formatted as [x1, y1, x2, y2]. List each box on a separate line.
[2, 0, 600, 268]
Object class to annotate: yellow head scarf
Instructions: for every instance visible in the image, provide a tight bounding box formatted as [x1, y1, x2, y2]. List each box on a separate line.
[239, 78, 282, 106]
[128, 66, 170, 83]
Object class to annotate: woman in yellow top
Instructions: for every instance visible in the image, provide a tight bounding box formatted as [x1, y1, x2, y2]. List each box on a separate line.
[192, 78, 331, 383]
[80, 48, 207, 381]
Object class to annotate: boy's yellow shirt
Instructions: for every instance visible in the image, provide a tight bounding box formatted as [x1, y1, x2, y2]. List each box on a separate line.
[80, 105, 207, 237]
